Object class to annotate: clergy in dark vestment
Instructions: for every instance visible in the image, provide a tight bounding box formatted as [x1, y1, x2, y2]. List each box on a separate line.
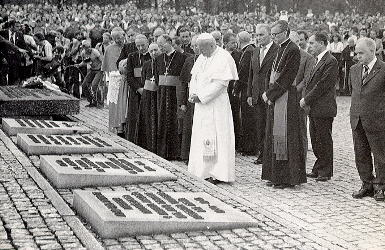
[247, 24, 279, 164]
[261, 20, 306, 188]
[136, 43, 161, 153]
[116, 42, 137, 68]
[233, 31, 256, 155]
[125, 35, 151, 142]
[156, 35, 187, 160]
[223, 32, 242, 151]
[178, 35, 200, 161]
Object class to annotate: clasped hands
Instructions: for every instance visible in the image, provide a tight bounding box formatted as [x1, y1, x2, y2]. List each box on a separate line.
[188, 94, 201, 103]
[261, 92, 308, 110]
[262, 92, 273, 105]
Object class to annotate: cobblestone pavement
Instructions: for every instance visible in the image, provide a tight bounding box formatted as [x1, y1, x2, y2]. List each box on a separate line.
[173, 96, 385, 250]
[0, 133, 86, 249]
[0, 96, 382, 249]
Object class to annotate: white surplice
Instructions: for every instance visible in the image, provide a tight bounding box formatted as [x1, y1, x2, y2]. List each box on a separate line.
[188, 47, 239, 182]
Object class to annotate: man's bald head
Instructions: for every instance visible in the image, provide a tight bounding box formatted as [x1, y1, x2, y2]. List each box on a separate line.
[355, 37, 376, 65]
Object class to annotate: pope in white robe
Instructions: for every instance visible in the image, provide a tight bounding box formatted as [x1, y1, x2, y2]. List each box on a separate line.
[188, 33, 239, 183]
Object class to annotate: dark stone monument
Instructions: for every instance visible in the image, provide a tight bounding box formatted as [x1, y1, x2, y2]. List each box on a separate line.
[0, 86, 79, 117]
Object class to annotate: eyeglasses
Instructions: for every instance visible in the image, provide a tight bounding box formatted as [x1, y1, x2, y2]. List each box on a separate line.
[271, 30, 286, 37]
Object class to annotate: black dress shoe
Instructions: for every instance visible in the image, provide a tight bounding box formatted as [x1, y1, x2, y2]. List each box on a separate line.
[85, 103, 97, 107]
[374, 190, 385, 201]
[306, 172, 318, 178]
[204, 178, 223, 185]
[352, 188, 374, 199]
[253, 157, 263, 165]
[266, 181, 274, 187]
[315, 176, 331, 182]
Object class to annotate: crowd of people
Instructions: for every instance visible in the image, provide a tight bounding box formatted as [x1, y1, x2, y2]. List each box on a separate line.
[1, 2, 385, 200]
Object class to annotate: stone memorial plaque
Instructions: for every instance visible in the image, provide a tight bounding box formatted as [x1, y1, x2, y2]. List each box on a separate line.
[17, 134, 126, 155]
[40, 156, 177, 188]
[2, 118, 92, 136]
[0, 86, 79, 116]
[73, 190, 258, 238]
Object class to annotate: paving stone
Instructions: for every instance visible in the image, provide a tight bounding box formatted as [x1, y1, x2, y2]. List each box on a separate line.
[0, 243, 14, 249]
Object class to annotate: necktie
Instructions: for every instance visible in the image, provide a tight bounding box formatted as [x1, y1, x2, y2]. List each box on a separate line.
[362, 65, 369, 82]
[10, 33, 15, 44]
[259, 45, 265, 66]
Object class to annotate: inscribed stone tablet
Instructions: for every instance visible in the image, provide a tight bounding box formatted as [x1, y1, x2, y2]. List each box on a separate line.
[17, 134, 126, 155]
[73, 190, 258, 238]
[40, 156, 177, 188]
[2, 118, 92, 136]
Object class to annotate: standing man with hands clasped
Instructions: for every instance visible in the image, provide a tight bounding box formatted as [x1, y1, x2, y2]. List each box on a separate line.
[247, 24, 279, 164]
[261, 20, 305, 189]
[350, 38, 385, 201]
[302, 32, 338, 182]
[188, 33, 238, 185]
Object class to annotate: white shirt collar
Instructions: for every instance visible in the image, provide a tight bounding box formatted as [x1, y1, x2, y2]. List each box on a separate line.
[241, 43, 252, 50]
[316, 49, 328, 64]
[264, 41, 273, 52]
[280, 38, 290, 46]
[365, 56, 377, 73]
[167, 49, 175, 56]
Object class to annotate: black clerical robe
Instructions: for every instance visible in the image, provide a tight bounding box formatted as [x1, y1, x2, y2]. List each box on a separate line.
[125, 51, 151, 142]
[116, 42, 137, 68]
[182, 44, 194, 55]
[178, 54, 198, 160]
[155, 51, 187, 160]
[262, 39, 306, 185]
[228, 50, 242, 150]
[234, 44, 257, 155]
[136, 59, 158, 153]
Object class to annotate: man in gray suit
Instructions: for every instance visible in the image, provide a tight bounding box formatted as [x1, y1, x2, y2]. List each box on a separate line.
[350, 37, 385, 201]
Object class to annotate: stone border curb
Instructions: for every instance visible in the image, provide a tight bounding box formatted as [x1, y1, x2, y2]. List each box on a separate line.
[0, 129, 104, 250]
[73, 114, 353, 250]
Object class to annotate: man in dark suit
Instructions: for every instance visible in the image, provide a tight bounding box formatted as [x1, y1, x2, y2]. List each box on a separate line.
[350, 37, 385, 201]
[178, 26, 194, 55]
[301, 32, 338, 182]
[290, 31, 316, 163]
[0, 20, 28, 85]
[247, 24, 279, 164]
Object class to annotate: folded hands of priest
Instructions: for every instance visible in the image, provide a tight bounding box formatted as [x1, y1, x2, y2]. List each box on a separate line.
[188, 94, 201, 103]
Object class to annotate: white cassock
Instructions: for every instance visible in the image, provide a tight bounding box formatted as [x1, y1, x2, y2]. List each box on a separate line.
[188, 47, 239, 182]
